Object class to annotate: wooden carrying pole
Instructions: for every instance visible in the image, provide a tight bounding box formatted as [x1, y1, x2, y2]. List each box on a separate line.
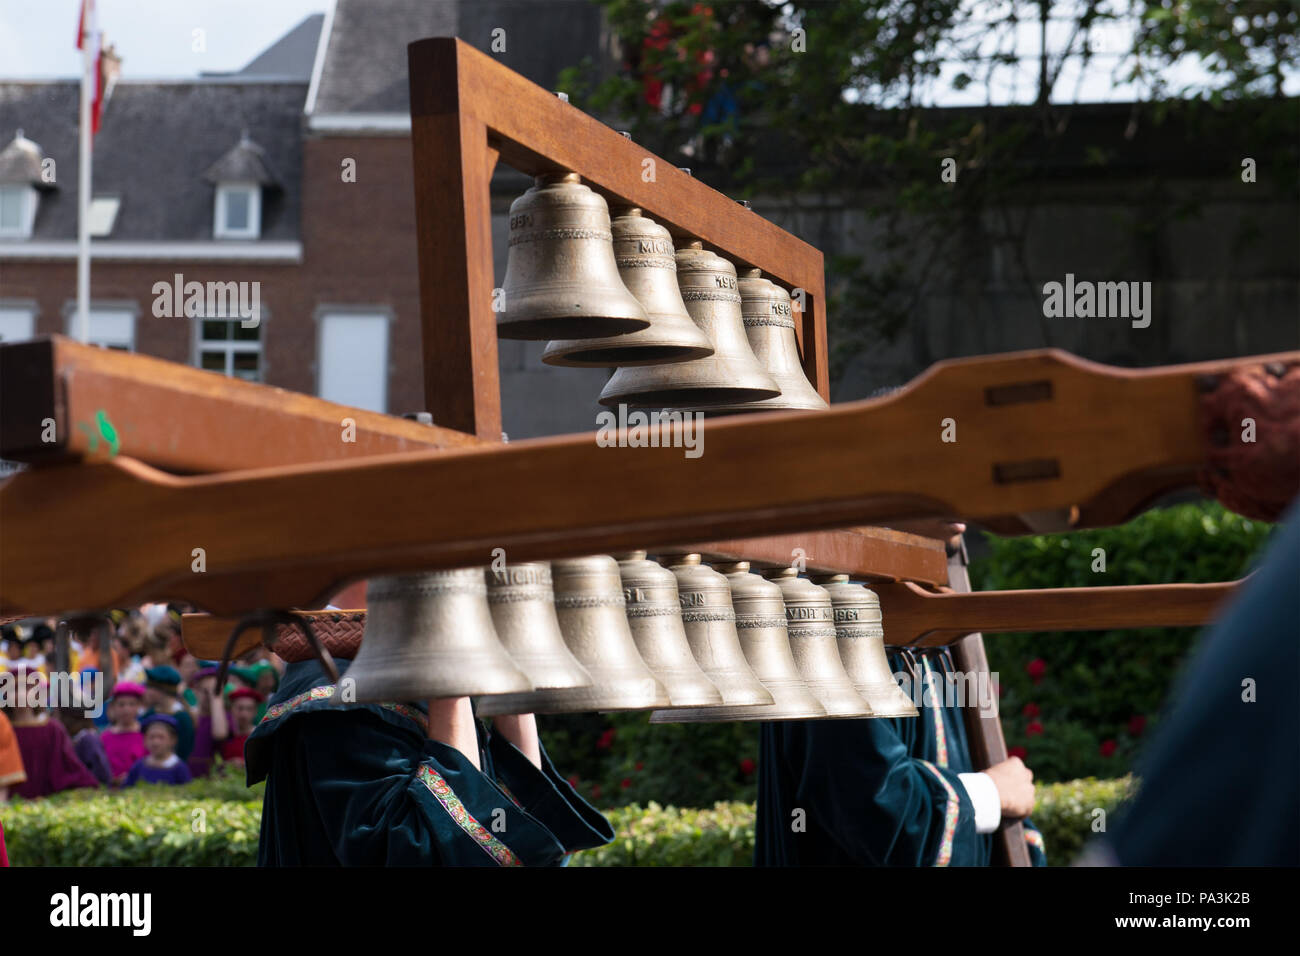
[1, 348, 1289, 617]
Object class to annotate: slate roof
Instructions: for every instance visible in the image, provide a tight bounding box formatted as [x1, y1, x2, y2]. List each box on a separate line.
[311, 0, 608, 114]
[234, 13, 324, 79]
[0, 80, 305, 241]
[203, 133, 281, 186]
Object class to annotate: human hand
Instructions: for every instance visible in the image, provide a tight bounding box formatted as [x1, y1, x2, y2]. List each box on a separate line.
[984, 756, 1035, 819]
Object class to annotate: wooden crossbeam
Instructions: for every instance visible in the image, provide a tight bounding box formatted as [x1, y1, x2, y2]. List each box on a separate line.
[686, 527, 947, 583]
[0, 336, 479, 472]
[178, 578, 1238, 664]
[875, 578, 1241, 646]
[2, 349, 1289, 618]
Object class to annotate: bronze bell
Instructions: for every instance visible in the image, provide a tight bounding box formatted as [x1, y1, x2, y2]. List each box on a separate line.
[481, 555, 670, 714]
[616, 551, 723, 707]
[542, 209, 714, 367]
[498, 173, 651, 340]
[479, 562, 592, 697]
[763, 567, 872, 717]
[600, 243, 780, 407]
[346, 570, 533, 702]
[814, 574, 918, 718]
[658, 562, 826, 722]
[649, 554, 773, 723]
[704, 270, 829, 413]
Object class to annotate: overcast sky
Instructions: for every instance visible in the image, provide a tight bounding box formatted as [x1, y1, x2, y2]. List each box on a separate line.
[0, 0, 328, 79]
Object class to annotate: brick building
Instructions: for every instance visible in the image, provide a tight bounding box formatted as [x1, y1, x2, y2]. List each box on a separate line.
[0, 1, 617, 439]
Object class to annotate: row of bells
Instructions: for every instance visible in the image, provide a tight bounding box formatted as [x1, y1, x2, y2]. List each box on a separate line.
[345, 554, 918, 721]
[499, 172, 828, 413]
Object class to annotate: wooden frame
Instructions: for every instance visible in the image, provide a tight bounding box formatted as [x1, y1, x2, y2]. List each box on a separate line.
[407, 38, 830, 440]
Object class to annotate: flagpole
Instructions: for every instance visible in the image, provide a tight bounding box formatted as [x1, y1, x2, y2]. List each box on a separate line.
[75, 8, 93, 344]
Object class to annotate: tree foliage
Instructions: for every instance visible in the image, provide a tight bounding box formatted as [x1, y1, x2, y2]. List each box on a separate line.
[560, 1, 1299, 374]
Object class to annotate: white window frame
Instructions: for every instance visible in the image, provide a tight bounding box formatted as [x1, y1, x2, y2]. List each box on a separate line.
[63, 304, 136, 351]
[0, 302, 36, 342]
[0, 184, 37, 239]
[87, 196, 121, 238]
[194, 315, 264, 382]
[315, 308, 392, 413]
[213, 182, 261, 239]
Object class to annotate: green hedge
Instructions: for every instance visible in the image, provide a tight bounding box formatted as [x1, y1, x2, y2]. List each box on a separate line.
[570, 801, 755, 867]
[4, 785, 263, 867]
[4, 774, 1133, 866]
[971, 502, 1272, 783]
[1032, 775, 1136, 866]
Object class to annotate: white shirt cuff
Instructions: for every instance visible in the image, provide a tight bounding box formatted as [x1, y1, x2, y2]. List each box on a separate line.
[958, 772, 1002, 834]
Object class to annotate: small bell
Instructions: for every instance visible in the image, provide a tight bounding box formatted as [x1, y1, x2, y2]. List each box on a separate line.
[762, 568, 872, 717]
[616, 551, 723, 707]
[704, 270, 829, 413]
[658, 562, 826, 722]
[479, 562, 592, 695]
[498, 173, 651, 340]
[346, 570, 533, 702]
[542, 209, 714, 367]
[815, 574, 918, 718]
[600, 244, 780, 408]
[480, 556, 670, 714]
[650, 553, 773, 723]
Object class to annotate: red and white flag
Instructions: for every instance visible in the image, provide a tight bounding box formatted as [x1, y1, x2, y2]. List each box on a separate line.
[76, 0, 119, 134]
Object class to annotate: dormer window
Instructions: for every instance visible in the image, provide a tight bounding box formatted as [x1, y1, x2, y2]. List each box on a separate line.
[0, 184, 35, 238]
[88, 195, 120, 238]
[203, 129, 279, 241]
[0, 129, 52, 240]
[214, 182, 261, 238]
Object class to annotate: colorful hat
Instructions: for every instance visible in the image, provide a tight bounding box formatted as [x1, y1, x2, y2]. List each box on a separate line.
[193, 666, 221, 681]
[140, 713, 179, 734]
[227, 687, 265, 704]
[111, 681, 147, 700]
[144, 666, 182, 691]
[227, 666, 259, 686]
[248, 661, 280, 688]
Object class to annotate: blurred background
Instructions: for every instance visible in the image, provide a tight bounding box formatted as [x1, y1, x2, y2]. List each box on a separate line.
[0, 0, 1295, 865]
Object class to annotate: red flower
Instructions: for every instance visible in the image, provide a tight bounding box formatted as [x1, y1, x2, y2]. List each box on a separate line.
[566, 775, 579, 788]
[595, 728, 616, 750]
[739, 757, 756, 776]
[635, 761, 644, 771]
[620, 777, 632, 790]
[1007, 746, 1027, 760]
[1026, 659, 1047, 682]
[1099, 739, 1117, 758]
[1128, 715, 1146, 736]
[1025, 720, 1044, 737]
[591, 784, 602, 799]
[1022, 702, 1040, 718]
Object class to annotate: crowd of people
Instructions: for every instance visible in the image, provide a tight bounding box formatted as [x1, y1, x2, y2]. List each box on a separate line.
[0, 602, 281, 803]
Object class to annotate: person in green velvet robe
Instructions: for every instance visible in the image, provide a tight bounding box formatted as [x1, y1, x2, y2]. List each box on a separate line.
[757, 646, 1046, 867]
[246, 656, 614, 866]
